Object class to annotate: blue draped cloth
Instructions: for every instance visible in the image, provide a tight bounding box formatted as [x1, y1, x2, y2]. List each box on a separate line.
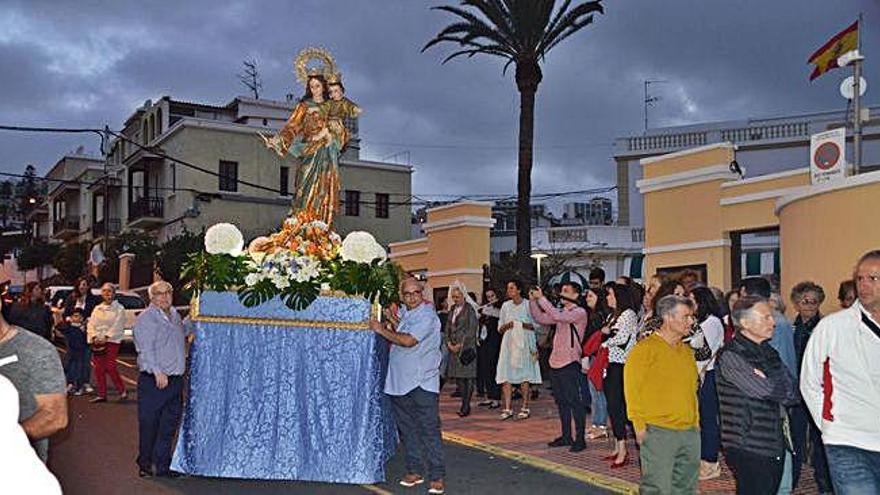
[170, 292, 397, 483]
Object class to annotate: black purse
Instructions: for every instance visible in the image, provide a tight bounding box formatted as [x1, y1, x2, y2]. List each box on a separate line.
[690, 324, 713, 361]
[459, 347, 477, 366]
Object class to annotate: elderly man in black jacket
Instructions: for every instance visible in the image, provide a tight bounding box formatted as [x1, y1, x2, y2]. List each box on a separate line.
[716, 295, 800, 495]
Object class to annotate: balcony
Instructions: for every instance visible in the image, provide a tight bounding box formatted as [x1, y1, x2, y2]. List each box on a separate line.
[52, 218, 80, 240]
[92, 218, 121, 238]
[128, 197, 164, 229]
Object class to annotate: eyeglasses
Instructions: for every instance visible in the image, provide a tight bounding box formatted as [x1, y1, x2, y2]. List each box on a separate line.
[403, 290, 422, 297]
[799, 299, 819, 306]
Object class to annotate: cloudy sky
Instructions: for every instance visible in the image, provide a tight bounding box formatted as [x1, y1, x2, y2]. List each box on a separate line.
[1, 0, 877, 201]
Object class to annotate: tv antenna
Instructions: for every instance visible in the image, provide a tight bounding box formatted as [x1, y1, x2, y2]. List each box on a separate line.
[644, 79, 667, 132]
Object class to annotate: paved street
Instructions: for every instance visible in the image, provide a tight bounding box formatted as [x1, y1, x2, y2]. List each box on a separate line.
[46, 346, 609, 495]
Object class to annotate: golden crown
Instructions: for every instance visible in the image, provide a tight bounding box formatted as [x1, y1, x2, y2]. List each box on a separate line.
[294, 47, 338, 85]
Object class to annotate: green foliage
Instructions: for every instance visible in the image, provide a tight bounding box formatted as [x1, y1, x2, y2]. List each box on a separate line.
[17, 240, 60, 272]
[181, 251, 247, 294]
[99, 232, 158, 284]
[329, 259, 402, 306]
[157, 231, 205, 304]
[52, 241, 90, 283]
[182, 252, 402, 311]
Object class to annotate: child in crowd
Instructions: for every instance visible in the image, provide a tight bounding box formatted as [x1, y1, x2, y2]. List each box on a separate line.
[59, 308, 89, 395]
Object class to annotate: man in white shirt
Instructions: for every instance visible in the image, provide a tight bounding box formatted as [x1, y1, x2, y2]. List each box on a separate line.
[801, 250, 880, 494]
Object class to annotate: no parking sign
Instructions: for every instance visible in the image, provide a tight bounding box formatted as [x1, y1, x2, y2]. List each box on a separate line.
[810, 127, 847, 184]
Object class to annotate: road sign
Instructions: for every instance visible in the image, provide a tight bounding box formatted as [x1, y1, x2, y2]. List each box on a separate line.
[810, 127, 847, 184]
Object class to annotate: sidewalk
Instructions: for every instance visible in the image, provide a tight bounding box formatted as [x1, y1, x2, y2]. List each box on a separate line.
[438, 385, 823, 494]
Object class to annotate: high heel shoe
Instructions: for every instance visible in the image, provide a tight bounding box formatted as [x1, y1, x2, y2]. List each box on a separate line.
[602, 453, 619, 461]
[610, 453, 630, 469]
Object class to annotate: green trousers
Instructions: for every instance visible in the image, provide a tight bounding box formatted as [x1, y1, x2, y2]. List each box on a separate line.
[639, 425, 700, 494]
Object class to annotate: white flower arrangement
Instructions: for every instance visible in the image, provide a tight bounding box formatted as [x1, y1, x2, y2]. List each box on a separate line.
[205, 223, 244, 256]
[340, 231, 387, 264]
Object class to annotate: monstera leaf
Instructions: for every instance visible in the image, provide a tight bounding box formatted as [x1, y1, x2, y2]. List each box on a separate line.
[238, 278, 277, 308]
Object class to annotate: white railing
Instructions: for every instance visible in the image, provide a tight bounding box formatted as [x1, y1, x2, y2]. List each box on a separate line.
[720, 122, 809, 143]
[627, 131, 708, 152]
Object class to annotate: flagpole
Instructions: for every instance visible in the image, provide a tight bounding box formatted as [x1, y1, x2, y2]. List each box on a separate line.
[854, 13, 864, 174]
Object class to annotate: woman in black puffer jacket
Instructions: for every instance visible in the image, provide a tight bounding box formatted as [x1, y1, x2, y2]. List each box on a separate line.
[716, 296, 800, 495]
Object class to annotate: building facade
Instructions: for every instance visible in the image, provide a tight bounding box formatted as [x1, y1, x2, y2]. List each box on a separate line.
[39, 95, 412, 253]
[615, 105, 880, 281]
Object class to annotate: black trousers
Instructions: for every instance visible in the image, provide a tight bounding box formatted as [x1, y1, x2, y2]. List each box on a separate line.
[476, 336, 501, 400]
[456, 378, 473, 414]
[725, 447, 784, 495]
[550, 362, 587, 442]
[790, 403, 832, 492]
[603, 362, 628, 441]
[137, 372, 184, 474]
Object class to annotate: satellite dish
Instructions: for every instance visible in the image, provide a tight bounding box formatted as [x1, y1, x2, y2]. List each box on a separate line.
[837, 50, 864, 68]
[840, 76, 868, 100]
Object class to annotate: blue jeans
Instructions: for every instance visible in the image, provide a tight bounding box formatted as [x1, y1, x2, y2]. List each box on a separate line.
[588, 376, 607, 427]
[698, 370, 721, 462]
[137, 372, 184, 474]
[776, 451, 792, 494]
[390, 387, 446, 481]
[826, 444, 880, 495]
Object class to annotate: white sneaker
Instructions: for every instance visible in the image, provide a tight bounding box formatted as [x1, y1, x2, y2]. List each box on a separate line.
[84, 384, 95, 394]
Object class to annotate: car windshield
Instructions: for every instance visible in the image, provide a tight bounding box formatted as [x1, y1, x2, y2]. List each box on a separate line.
[116, 295, 146, 310]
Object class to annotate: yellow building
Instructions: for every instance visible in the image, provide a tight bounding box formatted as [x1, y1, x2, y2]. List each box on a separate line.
[390, 201, 494, 303]
[638, 142, 880, 315]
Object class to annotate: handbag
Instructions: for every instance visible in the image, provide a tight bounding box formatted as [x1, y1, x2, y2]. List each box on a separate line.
[587, 347, 609, 391]
[691, 325, 713, 362]
[459, 347, 477, 366]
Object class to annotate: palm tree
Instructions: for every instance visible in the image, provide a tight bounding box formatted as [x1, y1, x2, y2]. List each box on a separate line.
[423, 0, 604, 278]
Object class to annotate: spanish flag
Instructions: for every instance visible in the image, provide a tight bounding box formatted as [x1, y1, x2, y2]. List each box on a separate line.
[808, 20, 859, 81]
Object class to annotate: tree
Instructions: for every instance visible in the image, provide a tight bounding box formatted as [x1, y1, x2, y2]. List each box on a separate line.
[52, 241, 90, 283]
[157, 231, 205, 305]
[238, 57, 263, 99]
[17, 240, 60, 275]
[98, 232, 158, 285]
[19, 164, 39, 219]
[423, 0, 604, 278]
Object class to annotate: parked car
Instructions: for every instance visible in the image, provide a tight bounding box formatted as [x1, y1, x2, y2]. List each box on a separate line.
[47, 287, 147, 343]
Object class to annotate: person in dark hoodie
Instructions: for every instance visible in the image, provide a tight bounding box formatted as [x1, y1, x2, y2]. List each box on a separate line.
[787, 281, 832, 494]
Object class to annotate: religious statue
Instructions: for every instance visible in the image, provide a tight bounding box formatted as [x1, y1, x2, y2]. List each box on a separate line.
[261, 48, 360, 226]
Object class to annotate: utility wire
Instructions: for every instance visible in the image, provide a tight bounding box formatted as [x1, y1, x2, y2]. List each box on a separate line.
[1, 124, 618, 205]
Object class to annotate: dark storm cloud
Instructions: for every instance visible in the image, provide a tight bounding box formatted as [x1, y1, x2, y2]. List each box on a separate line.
[1, 0, 877, 198]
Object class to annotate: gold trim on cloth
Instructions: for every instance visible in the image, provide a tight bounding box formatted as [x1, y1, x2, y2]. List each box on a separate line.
[189, 294, 376, 331]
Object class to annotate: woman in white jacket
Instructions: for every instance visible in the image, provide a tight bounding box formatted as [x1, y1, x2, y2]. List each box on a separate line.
[87, 283, 127, 403]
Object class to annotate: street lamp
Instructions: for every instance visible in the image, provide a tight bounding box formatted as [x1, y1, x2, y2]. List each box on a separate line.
[530, 252, 548, 287]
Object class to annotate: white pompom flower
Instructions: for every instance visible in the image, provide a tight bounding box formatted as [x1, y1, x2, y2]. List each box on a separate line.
[244, 273, 263, 287]
[205, 223, 244, 256]
[340, 231, 384, 264]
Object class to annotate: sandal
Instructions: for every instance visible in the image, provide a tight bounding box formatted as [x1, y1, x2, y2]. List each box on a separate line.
[516, 408, 530, 420]
[499, 409, 514, 421]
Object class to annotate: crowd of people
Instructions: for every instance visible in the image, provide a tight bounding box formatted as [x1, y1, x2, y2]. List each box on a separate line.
[0, 278, 192, 491]
[2, 250, 878, 495]
[374, 251, 880, 495]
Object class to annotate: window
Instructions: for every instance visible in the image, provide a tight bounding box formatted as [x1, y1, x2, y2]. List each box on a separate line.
[344, 190, 360, 216]
[219, 160, 238, 192]
[375, 193, 389, 218]
[279, 166, 290, 196]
